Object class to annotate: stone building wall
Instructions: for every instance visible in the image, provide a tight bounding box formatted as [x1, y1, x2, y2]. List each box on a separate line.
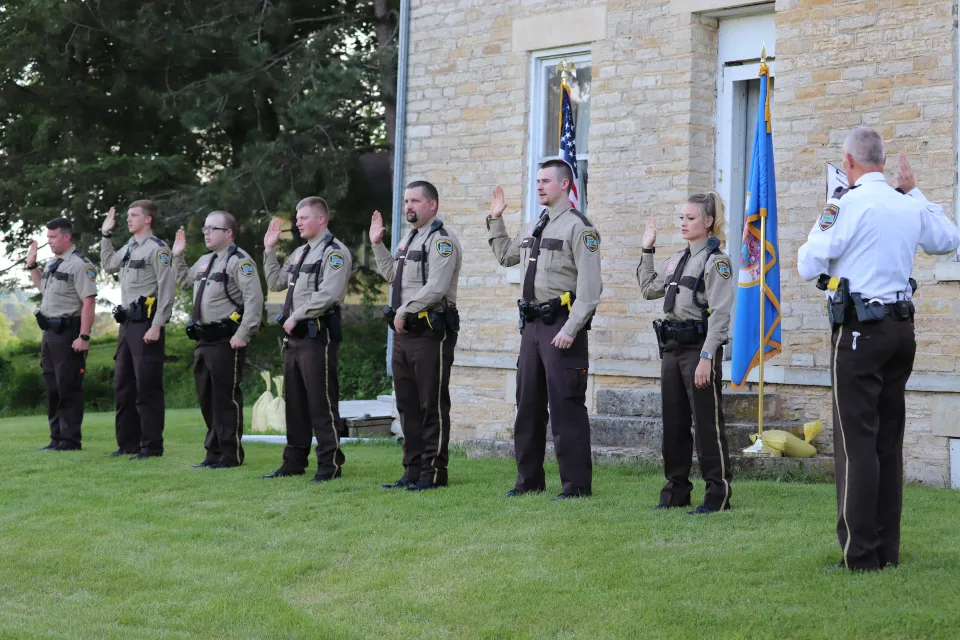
[401, 0, 960, 486]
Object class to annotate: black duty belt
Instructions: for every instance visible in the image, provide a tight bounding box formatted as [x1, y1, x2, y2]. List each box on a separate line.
[653, 318, 707, 347]
[34, 312, 81, 333]
[383, 305, 460, 335]
[186, 318, 241, 342]
[287, 306, 343, 342]
[113, 296, 157, 324]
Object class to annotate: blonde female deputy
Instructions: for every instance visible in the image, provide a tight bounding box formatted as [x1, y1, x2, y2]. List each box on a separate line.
[637, 192, 736, 515]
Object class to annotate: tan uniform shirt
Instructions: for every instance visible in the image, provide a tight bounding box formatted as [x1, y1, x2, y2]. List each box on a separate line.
[372, 218, 462, 316]
[637, 237, 735, 357]
[39, 246, 97, 317]
[488, 203, 603, 337]
[101, 234, 175, 327]
[263, 232, 352, 321]
[173, 245, 265, 343]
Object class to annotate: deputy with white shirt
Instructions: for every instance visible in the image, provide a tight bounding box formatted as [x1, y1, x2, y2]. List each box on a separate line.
[798, 127, 959, 572]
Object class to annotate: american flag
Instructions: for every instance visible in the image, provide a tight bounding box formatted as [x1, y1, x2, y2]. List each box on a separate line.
[559, 80, 581, 210]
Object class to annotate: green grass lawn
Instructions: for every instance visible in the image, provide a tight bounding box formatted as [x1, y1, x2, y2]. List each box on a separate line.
[1, 410, 959, 639]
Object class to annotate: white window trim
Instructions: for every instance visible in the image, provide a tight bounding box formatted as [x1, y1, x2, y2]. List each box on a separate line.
[526, 46, 591, 227]
[715, 60, 775, 254]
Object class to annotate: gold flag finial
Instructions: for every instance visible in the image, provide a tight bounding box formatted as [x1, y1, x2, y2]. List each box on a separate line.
[557, 60, 576, 86]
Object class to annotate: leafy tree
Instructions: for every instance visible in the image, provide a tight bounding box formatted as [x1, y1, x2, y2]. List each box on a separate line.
[0, 0, 397, 292]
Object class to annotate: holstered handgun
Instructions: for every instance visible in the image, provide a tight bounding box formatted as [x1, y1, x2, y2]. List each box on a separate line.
[818, 275, 850, 330]
[383, 306, 397, 331]
[652, 320, 665, 359]
[34, 310, 49, 331]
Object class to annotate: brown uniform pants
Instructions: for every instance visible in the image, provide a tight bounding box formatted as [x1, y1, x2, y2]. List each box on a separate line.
[514, 316, 592, 495]
[831, 315, 915, 570]
[194, 340, 246, 466]
[392, 331, 457, 485]
[282, 329, 345, 477]
[41, 327, 86, 448]
[659, 345, 732, 510]
[115, 322, 165, 454]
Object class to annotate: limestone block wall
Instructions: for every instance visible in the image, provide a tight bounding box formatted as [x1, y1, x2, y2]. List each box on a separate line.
[401, 0, 960, 486]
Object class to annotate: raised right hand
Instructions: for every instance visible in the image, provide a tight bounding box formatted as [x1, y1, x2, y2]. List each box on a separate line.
[641, 216, 657, 249]
[26, 240, 37, 266]
[489, 186, 508, 219]
[896, 152, 916, 193]
[172, 228, 187, 257]
[101, 207, 116, 235]
[263, 218, 282, 250]
[370, 210, 386, 245]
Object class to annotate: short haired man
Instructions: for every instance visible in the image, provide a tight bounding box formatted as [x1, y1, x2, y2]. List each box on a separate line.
[488, 160, 603, 500]
[261, 197, 352, 482]
[369, 180, 462, 491]
[172, 211, 264, 469]
[26, 218, 97, 451]
[798, 127, 960, 570]
[101, 200, 176, 459]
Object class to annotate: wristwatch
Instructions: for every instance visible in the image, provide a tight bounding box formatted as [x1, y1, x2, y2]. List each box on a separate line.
[699, 350, 713, 360]
[642, 247, 655, 254]
[101, 232, 112, 238]
[25, 262, 38, 271]
[79, 334, 90, 341]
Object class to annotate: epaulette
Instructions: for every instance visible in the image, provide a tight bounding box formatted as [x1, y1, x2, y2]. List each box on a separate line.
[570, 208, 594, 228]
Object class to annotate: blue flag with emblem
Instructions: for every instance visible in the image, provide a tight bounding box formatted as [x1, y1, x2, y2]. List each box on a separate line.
[731, 60, 782, 389]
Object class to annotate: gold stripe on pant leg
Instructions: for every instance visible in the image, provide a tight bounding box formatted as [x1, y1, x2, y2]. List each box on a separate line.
[712, 369, 730, 510]
[323, 327, 341, 475]
[430, 333, 446, 484]
[231, 347, 242, 463]
[832, 326, 853, 569]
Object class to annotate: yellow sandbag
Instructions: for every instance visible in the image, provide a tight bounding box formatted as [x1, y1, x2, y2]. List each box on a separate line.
[251, 371, 274, 433]
[758, 429, 817, 458]
[266, 376, 286, 432]
[803, 420, 823, 443]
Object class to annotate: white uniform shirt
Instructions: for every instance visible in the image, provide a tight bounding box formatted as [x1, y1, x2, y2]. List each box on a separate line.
[797, 172, 959, 302]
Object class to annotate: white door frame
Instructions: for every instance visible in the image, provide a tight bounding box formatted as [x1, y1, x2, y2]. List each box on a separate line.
[715, 60, 775, 255]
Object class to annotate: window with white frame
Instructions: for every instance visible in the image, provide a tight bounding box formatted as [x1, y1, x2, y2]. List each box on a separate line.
[527, 48, 591, 226]
[715, 12, 775, 357]
[715, 13, 776, 266]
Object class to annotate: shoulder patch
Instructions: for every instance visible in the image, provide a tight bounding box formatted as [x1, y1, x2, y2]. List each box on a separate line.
[328, 251, 345, 270]
[714, 258, 732, 280]
[581, 229, 600, 252]
[84, 266, 97, 282]
[819, 204, 840, 231]
[157, 249, 171, 266]
[436, 238, 454, 257]
[237, 260, 255, 277]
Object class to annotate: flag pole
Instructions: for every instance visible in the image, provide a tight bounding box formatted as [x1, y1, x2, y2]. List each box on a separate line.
[557, 60, 574, 136]
[757, 42, 768, 439]
[744, 43, 771, 456]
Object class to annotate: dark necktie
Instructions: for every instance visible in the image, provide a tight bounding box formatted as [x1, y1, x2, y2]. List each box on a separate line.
[282, 246, 311, 318]
[391, 229, 419, 310]
[522, 212, 550, 303]
[663, 248, 691, 313]
[192, 255, 217, 323]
